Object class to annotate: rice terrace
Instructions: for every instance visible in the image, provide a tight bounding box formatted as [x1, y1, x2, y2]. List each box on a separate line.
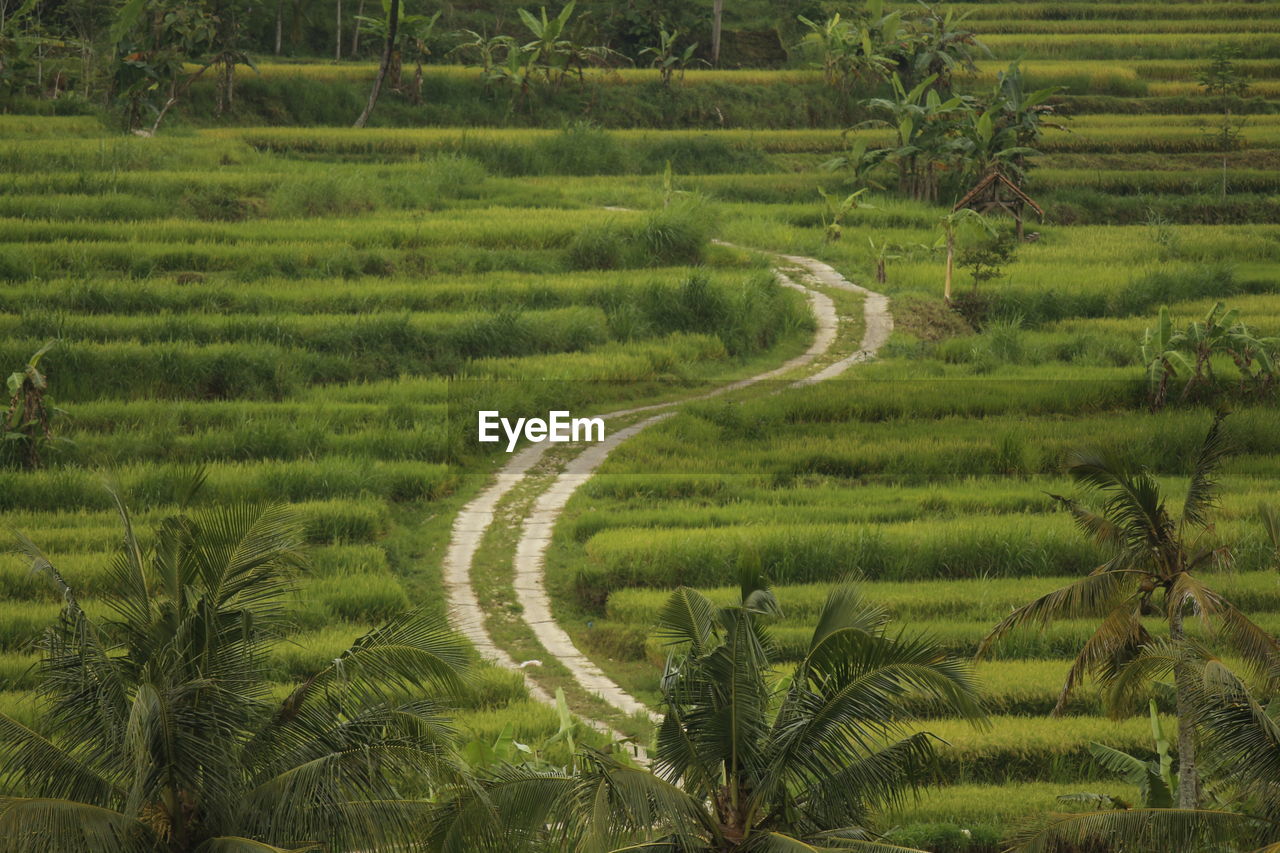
[2, 0, 1280, 851]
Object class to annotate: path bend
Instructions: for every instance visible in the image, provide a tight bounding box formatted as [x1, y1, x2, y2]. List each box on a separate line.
[441, 244, 892, 738]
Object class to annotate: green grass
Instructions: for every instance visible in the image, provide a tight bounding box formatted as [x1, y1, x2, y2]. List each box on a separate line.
[4, 25, 1280, 841]
[0, 113, 835, 767]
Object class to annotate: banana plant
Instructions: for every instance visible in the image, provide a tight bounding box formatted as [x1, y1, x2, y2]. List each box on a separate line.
[4, 340, 63, 470]
[487, 39, 536, 95]
[867, 237, 906, 284]
[796, 13, 856, 87]
[640, 24, 703, 88]
[1141, 306, 1193, 410]
[518, 2, 577, 83]
[797, 2, 901, 91]
[0, 0, 45, 95]
[992, 61, 1066, 150]
[457, 688, 600, 774]
[450, 28, 507, 74]
[1059, 700, 1177, 811]
[821, 136, 892, 192]
[859, 72, 966, 201]
[817, 186, 873, 243]
[1143, 302, 1279, 409]
[956, 107, 1039, 182]
[401, 7, 441, 103]
[908, 2, 988, 95]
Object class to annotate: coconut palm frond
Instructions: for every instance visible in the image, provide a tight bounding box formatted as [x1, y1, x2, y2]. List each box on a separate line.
[805, 585, 890, 660]
[277, 609, 469, 720]
[798, 731, 941, 826]
[1261, 503, 1280, 565]
[656, 587, 716, 655]
[977, 571, 1136, 660]
[1007, 808, 1276, 853]
[1046, 492, 1125, 550]
[1194, 669, 1280, 816]
[1182, 411, 1230, 528]
[1101, 638, 1186, 715]
[196, 837, 320, 853]
[800, 827, 934, 852]
[1213, 600, 1280, 683]
[1064, 448, 1173, 558]
[1053, 602, 1150, 715]
[0, 715, 121, 805]
[426, 767, 576, 853]
[0, 797, 154, 853]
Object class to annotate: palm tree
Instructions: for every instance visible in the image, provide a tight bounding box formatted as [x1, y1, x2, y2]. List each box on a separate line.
[979, 413, 1280, 810]
[0, 476, 470, 852]
[438, 575, 984, 852]
[649, 575, 985, 851]
[1010, 656, 1280, 852]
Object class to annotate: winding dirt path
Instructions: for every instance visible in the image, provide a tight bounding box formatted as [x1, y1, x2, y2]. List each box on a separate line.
[442, 244, 892, 735]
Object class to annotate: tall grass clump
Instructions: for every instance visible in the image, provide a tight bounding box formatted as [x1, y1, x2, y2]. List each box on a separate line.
[566, 221, 626, 270]
[638, 198, 712, 266]
[418, 152, 488, 196]
[565, 200, 712, 270]
[268, 172, 377, 217]
[532, 122, 625, 175]
[634, 269, 808, 357]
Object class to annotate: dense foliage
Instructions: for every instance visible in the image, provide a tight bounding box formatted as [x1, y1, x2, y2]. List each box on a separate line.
[0, 480, 472, 852]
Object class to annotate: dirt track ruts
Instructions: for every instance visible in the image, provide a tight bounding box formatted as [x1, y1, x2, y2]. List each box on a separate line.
[441, 243, 892, 742]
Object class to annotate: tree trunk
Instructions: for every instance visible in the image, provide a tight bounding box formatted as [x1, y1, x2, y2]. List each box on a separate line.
[352, 0, 365, 54]
[353, 0, 400, 127]
[876, 259, 886, 284]
[1221, 104, 1232, 201]
[217, 58, 235, 114]
[274, 0, 283, 55]
[711, 0, 724, 66]
[1169, 604, 1201, 809]
[944, 233, 954, 302]
[335, 0, 342, 60]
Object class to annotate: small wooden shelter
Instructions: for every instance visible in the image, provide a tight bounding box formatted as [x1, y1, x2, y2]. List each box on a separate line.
[952, 168, 1044, 240]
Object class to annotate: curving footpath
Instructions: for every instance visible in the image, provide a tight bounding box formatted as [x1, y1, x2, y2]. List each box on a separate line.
[441, 245, 893, 742]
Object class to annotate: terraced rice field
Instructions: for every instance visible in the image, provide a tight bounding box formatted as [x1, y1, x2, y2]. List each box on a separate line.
[487, 13, 1278, 842]
[0, 119, 821, 751]
[3, 0, 1280, 846]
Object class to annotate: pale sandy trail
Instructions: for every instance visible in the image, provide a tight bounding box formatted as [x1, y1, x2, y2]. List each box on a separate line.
[442, 243, 892, 739]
